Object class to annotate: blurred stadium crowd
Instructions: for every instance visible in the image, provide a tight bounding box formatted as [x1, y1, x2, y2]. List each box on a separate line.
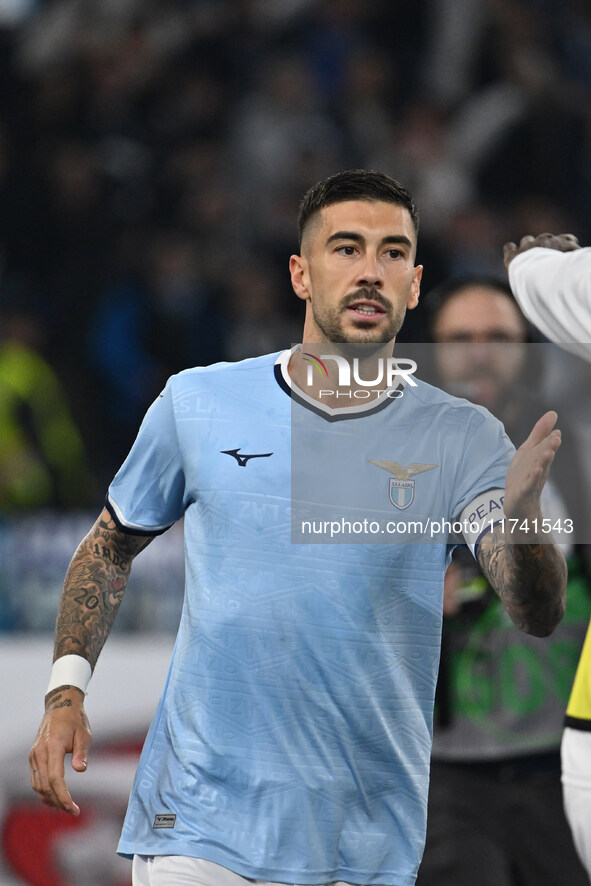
[0, 0, 590, 506]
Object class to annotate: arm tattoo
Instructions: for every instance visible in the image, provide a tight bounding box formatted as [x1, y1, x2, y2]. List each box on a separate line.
[477, 530, 566, 636]
[54, 510, 155, 668]
[45, 689, 75, 712]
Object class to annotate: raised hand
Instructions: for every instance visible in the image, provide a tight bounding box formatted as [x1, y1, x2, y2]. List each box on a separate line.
[503, 233, 581, 269]
[503, 410, 561, 524]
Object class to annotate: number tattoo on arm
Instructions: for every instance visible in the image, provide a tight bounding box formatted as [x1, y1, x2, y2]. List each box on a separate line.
[54, 509, 155, 669]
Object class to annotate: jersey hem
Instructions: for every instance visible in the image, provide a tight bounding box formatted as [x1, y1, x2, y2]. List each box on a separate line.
[116, 842, 414, 886]
[564, 715, 591, 731]
[105, 495, 172, 536]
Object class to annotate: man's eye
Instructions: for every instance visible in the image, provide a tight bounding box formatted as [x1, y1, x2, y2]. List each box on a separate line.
[387, 249, 402, 259]
[337, 245, 356, 255]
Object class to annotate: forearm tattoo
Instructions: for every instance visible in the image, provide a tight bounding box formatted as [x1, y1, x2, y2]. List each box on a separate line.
[477, 530, 567, 636]
[54, 511, 154, 668]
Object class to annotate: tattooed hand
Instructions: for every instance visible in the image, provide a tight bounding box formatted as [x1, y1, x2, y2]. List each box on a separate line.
[29, 687, 91, 815]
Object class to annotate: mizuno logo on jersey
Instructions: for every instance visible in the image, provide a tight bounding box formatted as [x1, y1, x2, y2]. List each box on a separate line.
[369, 461, 438, 510]
[221, 448, 273, 467]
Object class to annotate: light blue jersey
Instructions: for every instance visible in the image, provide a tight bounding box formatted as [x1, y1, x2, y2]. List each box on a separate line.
[111, 349, 514, 886]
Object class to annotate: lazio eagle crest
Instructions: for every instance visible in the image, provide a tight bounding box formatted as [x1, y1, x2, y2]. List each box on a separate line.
[369, 461, 438, 510]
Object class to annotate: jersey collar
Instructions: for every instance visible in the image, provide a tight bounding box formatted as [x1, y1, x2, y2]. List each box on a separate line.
[274, 346, 406, 422]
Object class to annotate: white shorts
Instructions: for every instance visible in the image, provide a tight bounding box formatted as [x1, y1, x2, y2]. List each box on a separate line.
[561, 726, 591, 879]
[132, 855, 360, 886]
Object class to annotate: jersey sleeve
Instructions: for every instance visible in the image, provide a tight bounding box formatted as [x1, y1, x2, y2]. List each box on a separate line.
[451, 409, 514, 518]
[107, 378, 187, 533]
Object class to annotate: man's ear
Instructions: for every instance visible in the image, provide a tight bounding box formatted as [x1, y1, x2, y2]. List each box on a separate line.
[290, 254, 311, 302]
[407, 264, 423, 310]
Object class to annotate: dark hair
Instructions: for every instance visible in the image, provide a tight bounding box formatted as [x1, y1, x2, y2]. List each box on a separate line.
[297, 169, 419, 247]
[424, 274, 540, 343]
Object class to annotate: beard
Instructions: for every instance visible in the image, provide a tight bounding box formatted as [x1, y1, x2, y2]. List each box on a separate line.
[444, 368, 512, 411]
[311, 287, 407, 345]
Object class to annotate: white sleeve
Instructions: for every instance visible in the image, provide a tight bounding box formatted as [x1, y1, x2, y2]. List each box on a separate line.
[508, 247, 591, 353]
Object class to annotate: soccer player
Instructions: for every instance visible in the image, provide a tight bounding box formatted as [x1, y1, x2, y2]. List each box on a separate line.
[30, 171, 566, 886]
[505, 232, 591, 880]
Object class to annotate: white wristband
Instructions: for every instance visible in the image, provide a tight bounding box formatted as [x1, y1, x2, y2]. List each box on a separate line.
[46, 655, 92, 696]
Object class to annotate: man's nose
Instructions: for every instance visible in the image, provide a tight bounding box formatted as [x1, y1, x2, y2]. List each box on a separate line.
[357, 253, 383, 287]
[466, 341, 500, 366]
